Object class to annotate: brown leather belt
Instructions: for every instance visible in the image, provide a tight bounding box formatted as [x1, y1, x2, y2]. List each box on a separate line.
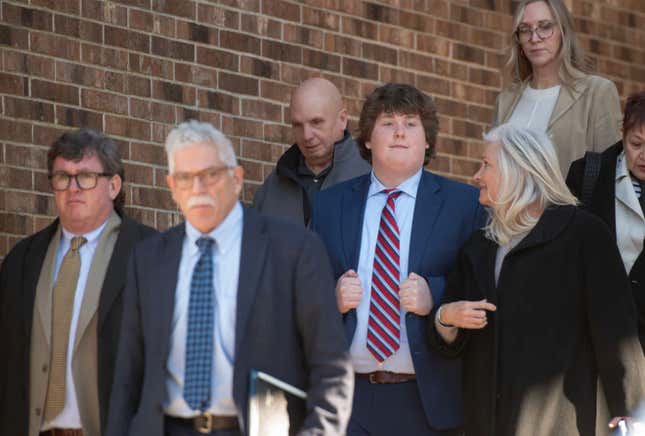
[356, 371, 416, 384]
[40, 429, 83, 436]
[166, 413, 239, 434]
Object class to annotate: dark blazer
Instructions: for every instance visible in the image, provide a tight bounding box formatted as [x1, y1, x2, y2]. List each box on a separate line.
[312, 171, 485, 430]
[428, 206, 644, 436]
[567, 141, 645, 349]
[0, 214, 157, 436]
[106, 207, 353, 436]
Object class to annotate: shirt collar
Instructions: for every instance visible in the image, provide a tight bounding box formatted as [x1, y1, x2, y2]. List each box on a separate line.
[368, 168, 422, 199]
[61, 216, 109, 245]
[185, 201, 243, 256]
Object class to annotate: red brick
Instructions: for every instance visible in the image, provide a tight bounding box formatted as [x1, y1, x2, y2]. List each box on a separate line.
[129, 9, 154, 32]
[324, 34, 361, 57]
[260, 80, 295, 104]
[196, 46, 239, 72]
[342, 17, 378, 40]
[417, 74, 451, 97]
[218, 0, 259, 12]
[152, 81, 197, 105]
[221, 30, 261, 55]
[240, 57, 280, 80]
[0, 212, 35, 235]
[303, 7, 339, 31]
[151, 36, 195, 62]
[417, 35, 451, 57]
[453, 43, 486, 65]
[242, 99, 282, 123]
[110, 0, 150, 9]
[130, 143, 166, 166]
[0, 25, 29, 50]
[2, 3, 53, 31]
[105, 26, 150, 53]
[130, 99, 176, 124]
[54, 61, 104, 87]
[106, 115, 150, 141]
[198, 4, 239, 29]
[56, 106, 102, 130]
[262, 40, 302, 64]
[222, 116, 263, 140]
[262, 0, 300, 22]
[32, 0, 79, 14]
[283, 24, 323, 49]
[82, 89, 128, 115]
[241, 14, 281, 39]
[129, 53, 174, 80]
[31, 32, 79, 61]
[263, 123, 290, 144]
[82, 43, 128, 70]
[105, 71, 126, 93]
[379, 25, 414, 49]
[0, 166, 32, 190]
[126, 75, 151, 98]
[175, 64, 218, 88]
[219, 72, 259, 96]
[123, 162, 154, 186]
[399, 10, 433, 33]
[176, 21, 217, 45]
[82, 0, 128, 25]
[362, 42, 397, 65]
[241, 139, 274, 161]
[5, 97, 55, 123]
[365, 3, 399, 25]
[0, 73, 27, 96]
[153, 14, 176, 38]
[153, 0, 196, 19]
[0, 121, 32, 144]
[31, 80, 79, 105]
[33, 125, 67, 147]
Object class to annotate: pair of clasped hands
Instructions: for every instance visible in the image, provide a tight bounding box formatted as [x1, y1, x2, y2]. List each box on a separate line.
[336, 269, 496, 329]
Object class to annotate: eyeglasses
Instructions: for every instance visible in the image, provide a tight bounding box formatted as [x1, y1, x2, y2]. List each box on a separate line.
[514, 21, 556, 43]
[171, 166, 232, 190]
[49, 171, 114, 191]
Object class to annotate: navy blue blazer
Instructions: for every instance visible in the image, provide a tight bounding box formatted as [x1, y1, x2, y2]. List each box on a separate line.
[312, 170, 485, 429]
[106, 207, 353, 436]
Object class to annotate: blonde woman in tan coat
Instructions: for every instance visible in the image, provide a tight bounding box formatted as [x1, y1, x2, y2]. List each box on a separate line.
[493, 0, 622, 177]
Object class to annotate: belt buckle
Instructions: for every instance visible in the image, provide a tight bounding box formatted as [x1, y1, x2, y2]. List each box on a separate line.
[194, 412, 213, 434]
[368, 372, 378, 384]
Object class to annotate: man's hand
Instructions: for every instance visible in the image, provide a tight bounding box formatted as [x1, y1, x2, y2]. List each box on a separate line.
[441, 299, 497, 329]
[336, 269, 362, 314]
[399, 272, 432, 316]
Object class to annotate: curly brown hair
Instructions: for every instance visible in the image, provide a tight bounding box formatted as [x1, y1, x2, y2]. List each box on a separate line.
[356, 83, 438, 165]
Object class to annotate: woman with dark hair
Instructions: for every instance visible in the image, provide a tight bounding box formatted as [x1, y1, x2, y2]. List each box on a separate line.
[428, 123, 644, 436]
[494, 0, 622, 177]
[567, 91, 645, 351]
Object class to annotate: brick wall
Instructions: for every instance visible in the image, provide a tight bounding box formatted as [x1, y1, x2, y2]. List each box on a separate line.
[0, 0, 644, 256]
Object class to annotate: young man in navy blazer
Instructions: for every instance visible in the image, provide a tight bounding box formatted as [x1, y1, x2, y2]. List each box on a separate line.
[312, 83, 485, 435]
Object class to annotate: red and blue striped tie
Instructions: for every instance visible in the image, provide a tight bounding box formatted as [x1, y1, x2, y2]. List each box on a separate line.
[367, 189, 402, 362]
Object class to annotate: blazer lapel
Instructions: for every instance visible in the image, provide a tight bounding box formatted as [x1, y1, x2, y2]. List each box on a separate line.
[408, 171, 443, 274]
[547, 81, 584, 130]
[500, 82, 527, 124]
[341, 175, 370, 270]
[73, 212, 121, 352]
[616, 175, 644, 220]
[34, 224, 62, 348]
[235, 208, 268, 357]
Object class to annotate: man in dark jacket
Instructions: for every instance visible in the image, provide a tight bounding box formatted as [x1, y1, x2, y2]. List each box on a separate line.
[0, 129, 157, 436]
[253, 77, 370, 225]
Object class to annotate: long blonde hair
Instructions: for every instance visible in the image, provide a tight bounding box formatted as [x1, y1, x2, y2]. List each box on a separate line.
[504, 0, 589, 87]
[482, 124, 578, 245]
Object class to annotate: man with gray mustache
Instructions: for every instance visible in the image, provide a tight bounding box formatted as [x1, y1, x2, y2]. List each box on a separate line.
[107, 120, 353, 436]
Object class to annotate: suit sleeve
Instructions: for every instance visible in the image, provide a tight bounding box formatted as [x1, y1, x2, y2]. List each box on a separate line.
[580, 215, 645, 417]
[565, 157, 585, 200]
[589, 79, 622, 152]
[106, 245, 146, 436]
[294, 231, 353, 436]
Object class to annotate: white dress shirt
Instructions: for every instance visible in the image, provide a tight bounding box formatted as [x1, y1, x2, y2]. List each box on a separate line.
[508, 84, 561, 133]
[42, 218, 109, 430]
[351, 169, 422, 373]
[615, 152, 645, 274]
[165, 202, 243, 417]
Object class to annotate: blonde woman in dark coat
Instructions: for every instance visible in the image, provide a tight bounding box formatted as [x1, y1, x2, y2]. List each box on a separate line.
[493, 0, 621, 177]
[429, 124, 644, 436]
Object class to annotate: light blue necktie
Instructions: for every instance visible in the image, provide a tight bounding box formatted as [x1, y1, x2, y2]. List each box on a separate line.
[183, 237, 215, 411]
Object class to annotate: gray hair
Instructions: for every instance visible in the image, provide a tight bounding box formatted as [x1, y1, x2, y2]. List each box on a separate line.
[164, 120, 237, 173]
[482, 123, 577, 245]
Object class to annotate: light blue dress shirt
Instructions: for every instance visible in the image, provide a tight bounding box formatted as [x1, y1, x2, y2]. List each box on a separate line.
[43, 218, 109, 430]
[165, 202, 243, 417]
[351, 169, 422, 373]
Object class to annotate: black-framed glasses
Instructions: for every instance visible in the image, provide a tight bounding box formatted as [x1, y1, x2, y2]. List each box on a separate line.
[514, 21, 556, 43]
[171, 166, 232, 190]
[49, 171, 114, 191]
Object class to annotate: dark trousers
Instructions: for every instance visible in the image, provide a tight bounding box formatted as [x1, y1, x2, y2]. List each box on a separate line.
[164, 416, 241, 436]
[347, 377, 462, 436]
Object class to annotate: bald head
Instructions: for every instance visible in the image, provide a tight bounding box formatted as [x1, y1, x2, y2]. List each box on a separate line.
[289, 77, 348, 174]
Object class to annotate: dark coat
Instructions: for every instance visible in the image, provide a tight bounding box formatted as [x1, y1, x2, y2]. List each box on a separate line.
[106, 207, 353, 436]
[567, 141, 645, 349]
[313, 171, 486, 430]
[253, 131, 370, 225]
[428, 205, 644, 436]
[0, 214, 157, 436]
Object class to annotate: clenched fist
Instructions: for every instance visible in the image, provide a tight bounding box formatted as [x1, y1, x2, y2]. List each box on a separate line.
[399, 272, 433, 316]
[336, 269, 362, 314]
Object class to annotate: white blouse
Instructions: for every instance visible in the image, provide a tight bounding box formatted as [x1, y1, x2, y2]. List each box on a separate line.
[507, 84, 561, 133]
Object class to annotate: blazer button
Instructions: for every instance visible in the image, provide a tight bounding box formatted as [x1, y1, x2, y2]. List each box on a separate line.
[42, 364, 48, 373]
[35, 408, 41, 417]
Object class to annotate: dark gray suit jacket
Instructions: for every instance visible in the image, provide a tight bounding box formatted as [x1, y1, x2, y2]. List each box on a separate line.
[106, 206, 353, 436]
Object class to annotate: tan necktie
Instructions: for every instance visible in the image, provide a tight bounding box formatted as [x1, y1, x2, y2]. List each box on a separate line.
[44, 235, 87, 421]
